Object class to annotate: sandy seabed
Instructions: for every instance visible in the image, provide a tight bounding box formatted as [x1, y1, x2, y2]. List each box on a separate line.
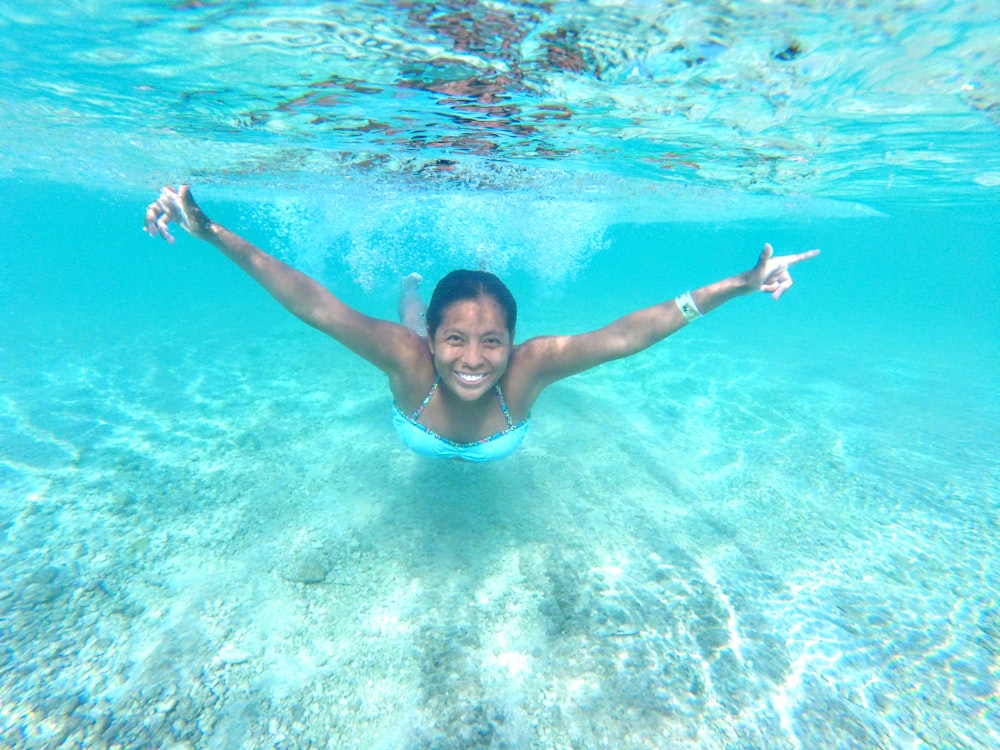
[1, 322, 997, 749]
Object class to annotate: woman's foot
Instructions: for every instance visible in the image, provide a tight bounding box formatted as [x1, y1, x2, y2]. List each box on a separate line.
[401, 272, 423, 292]
[399, 273, 427, 337]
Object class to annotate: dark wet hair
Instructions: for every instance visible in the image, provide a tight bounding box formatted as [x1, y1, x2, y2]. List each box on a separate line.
[426, 270, 517, 338]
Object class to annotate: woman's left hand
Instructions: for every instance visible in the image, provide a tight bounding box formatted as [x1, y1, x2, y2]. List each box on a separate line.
[745, 243, 820, 300]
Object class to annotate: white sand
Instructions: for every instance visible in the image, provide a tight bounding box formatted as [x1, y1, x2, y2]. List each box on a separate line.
[1, 322, 997, 748]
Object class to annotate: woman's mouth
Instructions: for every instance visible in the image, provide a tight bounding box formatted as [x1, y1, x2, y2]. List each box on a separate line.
[454, 371, 488, 385]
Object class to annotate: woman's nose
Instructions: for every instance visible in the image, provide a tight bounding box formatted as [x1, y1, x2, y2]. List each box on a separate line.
[462, 343, 484, 366]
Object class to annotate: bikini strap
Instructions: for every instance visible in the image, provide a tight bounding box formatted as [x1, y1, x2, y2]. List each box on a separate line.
[414, 377, 514, 428]
[411, 377, 439, 421]
[495, 384, 515, 428]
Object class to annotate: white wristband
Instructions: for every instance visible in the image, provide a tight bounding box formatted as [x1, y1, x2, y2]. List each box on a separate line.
[675, 291, 702, 322]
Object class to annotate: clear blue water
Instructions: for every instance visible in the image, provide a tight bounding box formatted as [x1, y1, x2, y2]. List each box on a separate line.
[1, 2, 999, 748]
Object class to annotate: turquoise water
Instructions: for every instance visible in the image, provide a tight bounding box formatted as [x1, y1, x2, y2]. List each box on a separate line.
[2, 2, 999, 748]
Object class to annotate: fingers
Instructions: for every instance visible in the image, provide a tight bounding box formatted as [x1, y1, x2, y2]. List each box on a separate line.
[156, 213, 175, 243]
[759, 245, 819, 267]
[144, 202, 163, 238]
[760, 262, 792, 299]
[764, 262, 789, 283]
[761, 276, 792, 300]
[143, 185, 186, 242]
[143, 192, 176, 243]
[784, 248, 820, 266]
[757, 242, 774, 266]
[143, 204, 158, 237]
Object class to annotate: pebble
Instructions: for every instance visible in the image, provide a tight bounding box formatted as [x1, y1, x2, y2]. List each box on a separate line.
[29, 566, 60, 584]
[21, 581, 65, 604]
[58, 695, 82, 717]
[217, 645, 251, 665]
[284, 555, 328, 584]
[155, 698, 178, 714]
[91, 711, 110, 735]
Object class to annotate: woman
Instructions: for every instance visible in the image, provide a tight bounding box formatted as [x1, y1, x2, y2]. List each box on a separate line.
[145, 185, 819, 462]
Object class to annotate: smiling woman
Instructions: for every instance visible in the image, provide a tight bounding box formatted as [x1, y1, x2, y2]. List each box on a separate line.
[393, 275, 530, 462]
[145, 185, 819, 461]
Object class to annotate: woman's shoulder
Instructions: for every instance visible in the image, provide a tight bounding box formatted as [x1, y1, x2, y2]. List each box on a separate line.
[510, 335, 573, 371]
[502, 336, 565, 413]
[388, 333, 437, 408]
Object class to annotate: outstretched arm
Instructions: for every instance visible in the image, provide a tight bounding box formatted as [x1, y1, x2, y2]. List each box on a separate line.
[518, 243, 820, 387]
[144, 186, 422, 375]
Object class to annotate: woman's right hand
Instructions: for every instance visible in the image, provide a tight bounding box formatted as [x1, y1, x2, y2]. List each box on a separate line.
[144, 185, 212, 243]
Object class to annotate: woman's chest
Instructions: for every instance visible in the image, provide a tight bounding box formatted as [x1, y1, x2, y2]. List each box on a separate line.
[419, 390, 511, 443]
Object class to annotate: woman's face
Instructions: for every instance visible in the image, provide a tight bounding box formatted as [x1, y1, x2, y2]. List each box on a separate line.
[428, 296, 512, 401]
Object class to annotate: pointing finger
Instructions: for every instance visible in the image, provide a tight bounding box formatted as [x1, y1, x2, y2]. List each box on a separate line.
[785, 249, 820, 266]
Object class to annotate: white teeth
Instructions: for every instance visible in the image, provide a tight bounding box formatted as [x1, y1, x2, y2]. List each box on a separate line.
[456, 372, 486, 383]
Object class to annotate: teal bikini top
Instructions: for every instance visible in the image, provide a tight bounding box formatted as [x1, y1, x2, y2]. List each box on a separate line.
[392, 377, 530, 462]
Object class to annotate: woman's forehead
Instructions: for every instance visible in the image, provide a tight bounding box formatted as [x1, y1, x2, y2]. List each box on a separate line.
[439, 297, 508, 331]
